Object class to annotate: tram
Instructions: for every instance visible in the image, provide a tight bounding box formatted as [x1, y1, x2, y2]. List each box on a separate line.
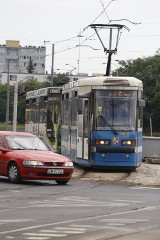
[61, 76, 145, 169]
[25, 87, 61, 153]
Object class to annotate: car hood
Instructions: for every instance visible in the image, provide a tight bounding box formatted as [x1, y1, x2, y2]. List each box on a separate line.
[11, 150, 70, 162]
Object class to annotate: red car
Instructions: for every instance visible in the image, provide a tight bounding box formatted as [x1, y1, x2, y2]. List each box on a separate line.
[0, 131, 74, 185]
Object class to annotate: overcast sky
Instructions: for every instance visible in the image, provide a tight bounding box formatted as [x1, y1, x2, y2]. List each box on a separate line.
[1, 0, 160, 75]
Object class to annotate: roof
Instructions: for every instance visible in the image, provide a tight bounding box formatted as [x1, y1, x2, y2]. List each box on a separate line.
[78, 76, 143, 88]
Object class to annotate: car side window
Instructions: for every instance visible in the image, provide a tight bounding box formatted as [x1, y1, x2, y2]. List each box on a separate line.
[0, 136, 4, 147]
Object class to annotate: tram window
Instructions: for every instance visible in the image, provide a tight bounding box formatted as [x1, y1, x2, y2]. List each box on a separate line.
[62, 100, 69, 124]
[84, 101, 89, 137]
[74, 91, 77, 97]
[44, 96, 48, 102]
[71, 99, 77, 125]
[77, 99, 83, 113]
[31, 110, 36, 123]
[32, 98, 36, 104]
[66, 93, 69, 99]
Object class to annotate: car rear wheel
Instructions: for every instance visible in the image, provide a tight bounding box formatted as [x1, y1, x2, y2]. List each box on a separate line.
[55, 180, 69, 185]
[8, 163, 21, 183]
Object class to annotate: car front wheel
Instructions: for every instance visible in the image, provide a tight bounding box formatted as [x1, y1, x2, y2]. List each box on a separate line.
[8, 163, 21, 183]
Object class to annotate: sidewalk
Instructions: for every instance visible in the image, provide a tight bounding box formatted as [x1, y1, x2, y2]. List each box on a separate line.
[72, 162, 160, 187]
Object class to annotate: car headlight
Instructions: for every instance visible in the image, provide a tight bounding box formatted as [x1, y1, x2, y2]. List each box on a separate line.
[64, 162, 73, 167]
[23, 160, 44, 166]
[121, 140, 136, 146]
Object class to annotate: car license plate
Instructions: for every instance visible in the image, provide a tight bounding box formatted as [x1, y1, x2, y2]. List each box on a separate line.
[47, 169, 64, 174]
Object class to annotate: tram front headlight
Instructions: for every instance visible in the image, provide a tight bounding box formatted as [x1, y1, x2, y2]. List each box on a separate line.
[95, 140, 110, 145]
[121, 140, 136, 146]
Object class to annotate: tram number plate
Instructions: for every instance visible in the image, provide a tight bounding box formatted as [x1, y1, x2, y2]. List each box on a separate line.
[47, 169, 64, 174]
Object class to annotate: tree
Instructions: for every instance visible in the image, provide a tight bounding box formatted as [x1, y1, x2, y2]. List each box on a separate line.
[0, 84, 14, 123]
[112, 53, 160, 134]
[47, 73, 70, 86]
[26, 57, 35, 73]
[0, 84, 8, 122]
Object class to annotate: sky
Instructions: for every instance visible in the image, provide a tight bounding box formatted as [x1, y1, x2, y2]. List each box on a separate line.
[1, 0, 160, 75]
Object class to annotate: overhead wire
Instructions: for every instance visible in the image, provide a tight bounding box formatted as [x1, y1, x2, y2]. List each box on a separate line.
[15, 0, 147, 83]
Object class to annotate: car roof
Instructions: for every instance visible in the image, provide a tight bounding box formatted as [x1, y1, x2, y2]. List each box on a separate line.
[0, 131, 34, 137]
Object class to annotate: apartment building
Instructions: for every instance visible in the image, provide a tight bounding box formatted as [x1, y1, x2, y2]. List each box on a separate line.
[0, 40, 46, 74]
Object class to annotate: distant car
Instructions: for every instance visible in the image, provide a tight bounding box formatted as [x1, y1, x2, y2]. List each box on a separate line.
[0, 131, 74, 185]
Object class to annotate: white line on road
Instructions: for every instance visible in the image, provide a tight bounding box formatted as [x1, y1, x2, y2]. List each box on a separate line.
[25, 237, 49, 240]
[54, 227, 86, 231]
[130, 186, 160, 190]
[0, 206, 157, 235]
[23, 233, 67, 237]
[114, 199, 143, 203]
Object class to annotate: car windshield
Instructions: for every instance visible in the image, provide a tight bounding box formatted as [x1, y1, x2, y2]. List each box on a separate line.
[5, 135, 50, 151]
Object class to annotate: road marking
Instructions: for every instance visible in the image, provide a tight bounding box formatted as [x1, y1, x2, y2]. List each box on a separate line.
[130, 186, 160, 190]
[69, 224, 108, 229]
[23, 233, 67, 237]
[54, 227, 86, 231]
[28, 196, 129, 208]
[100, 218, 149, 225]
[25, 238, 49, 240]
[0, 206, 156, 235]
[21, 219, 149, 240]
[115, 199, 143, 203]
[0, 219, 33, 223]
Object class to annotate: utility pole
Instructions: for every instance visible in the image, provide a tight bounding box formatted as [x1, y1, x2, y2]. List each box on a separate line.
[44, 41, 55, 86]
[51, 43, 55, 86]
[5, 60, 10, 130]
[13, 81, 18, 132]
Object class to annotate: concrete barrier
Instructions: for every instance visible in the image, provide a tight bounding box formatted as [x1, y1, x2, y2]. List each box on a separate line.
[143, 136, 160, 163]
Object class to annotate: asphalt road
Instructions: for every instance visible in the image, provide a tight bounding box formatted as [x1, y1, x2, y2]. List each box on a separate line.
[0, 176, 160, 240]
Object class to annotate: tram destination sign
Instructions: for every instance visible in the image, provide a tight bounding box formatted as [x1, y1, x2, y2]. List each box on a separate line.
[49, 88, 61, 94]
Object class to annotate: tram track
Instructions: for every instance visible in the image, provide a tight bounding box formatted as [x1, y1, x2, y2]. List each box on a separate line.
[76, 165, 132, 183]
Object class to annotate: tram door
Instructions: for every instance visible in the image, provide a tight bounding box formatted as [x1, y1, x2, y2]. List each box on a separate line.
[77, 99, 89, 160]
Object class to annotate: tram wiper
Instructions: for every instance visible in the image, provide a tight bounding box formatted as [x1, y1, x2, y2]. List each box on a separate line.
[98, 115, 118, 135]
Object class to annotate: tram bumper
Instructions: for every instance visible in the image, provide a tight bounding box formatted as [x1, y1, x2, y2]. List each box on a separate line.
[96, 146, 135, 153]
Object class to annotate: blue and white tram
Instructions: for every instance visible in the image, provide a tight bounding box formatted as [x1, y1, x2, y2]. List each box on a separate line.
[61, 76, 145, 169]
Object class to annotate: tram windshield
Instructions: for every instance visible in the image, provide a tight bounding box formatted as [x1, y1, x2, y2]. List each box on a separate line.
[95, 90, 137, 130]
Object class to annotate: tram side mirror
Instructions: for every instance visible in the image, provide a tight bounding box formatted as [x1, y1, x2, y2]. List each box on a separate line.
[77, 99, 83, 112]
[138, 99, 145, 107]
